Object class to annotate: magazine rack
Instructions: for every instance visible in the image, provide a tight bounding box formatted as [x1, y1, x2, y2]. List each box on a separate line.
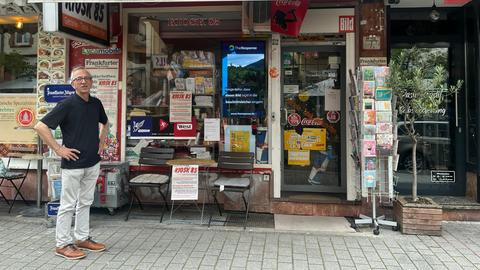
[350, 67, 398, 235]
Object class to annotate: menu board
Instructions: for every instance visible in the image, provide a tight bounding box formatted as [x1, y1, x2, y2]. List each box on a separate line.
[171, 165, 199, 201]
[221, 41, 266, 118]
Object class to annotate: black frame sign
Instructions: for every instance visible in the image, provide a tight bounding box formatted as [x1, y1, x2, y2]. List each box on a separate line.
[431, 170, 455, 183]
[58, 3, 110, 46]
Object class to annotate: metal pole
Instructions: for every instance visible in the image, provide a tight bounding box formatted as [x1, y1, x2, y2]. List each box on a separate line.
[36, 136, 43, 208]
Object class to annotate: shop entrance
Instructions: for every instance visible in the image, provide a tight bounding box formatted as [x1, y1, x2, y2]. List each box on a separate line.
[280, 46, 346, 193]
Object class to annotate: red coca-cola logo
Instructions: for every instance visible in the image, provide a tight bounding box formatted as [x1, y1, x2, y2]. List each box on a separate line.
[301, 117, 323, 126]
[326, 111, 340, 123]
[287, 113, 301, 126]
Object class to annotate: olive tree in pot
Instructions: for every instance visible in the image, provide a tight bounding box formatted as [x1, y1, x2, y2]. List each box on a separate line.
[389, 47, 463, 235]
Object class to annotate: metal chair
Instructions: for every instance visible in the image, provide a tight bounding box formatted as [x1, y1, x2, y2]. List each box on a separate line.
[208, 151, 254, 229]
[125, 147, 174, 222]
[0, 157, 30, 213]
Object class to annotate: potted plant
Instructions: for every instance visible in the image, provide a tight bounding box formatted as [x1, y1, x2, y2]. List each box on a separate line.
[389, 47, 463, 235]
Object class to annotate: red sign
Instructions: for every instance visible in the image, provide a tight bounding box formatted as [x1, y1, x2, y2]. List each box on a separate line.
[271, 0, 310, 37]
[339, 16, 355, 33]
[327, 111, 340, 123]
[17, 108, 34, 127]
[287, 113, 301, 126]
[174, 117, 197, 137]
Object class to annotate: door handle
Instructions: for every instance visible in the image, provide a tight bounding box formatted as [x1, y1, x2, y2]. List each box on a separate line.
[280, 108, 288, 125]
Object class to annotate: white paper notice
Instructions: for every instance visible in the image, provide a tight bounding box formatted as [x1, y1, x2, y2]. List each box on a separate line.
[170, 91, 192, 122]
[171, 165, 199, 201]
[325, 88, 341, 111]
[204, 118, 220, 141]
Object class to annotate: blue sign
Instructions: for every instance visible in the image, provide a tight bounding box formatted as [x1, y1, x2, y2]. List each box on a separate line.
[221, 41, 266, 118]
[130, 116, 152, 137]
[44, 84, 75, 103]
[47, 202, 60, 216]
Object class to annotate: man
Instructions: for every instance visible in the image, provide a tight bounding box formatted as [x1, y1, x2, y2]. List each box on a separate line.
[34, 67, 109, 260]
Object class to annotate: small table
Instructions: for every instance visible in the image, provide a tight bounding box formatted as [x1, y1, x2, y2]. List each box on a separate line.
[166, 159, 216, 224]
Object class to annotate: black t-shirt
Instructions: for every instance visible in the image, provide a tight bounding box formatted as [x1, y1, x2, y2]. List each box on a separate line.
[41, 93, 108, 169]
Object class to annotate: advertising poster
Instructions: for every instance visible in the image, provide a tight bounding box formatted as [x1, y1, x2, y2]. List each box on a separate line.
[222, 41, 266, 118]
[284, 130, 301, 151]
[288, 150, 310, 166]
[37, 27, 67, 120]
[301, 128, 326, 151]
[171, 165, 199, 201]
[224, 125, 255, 153]
[85, 59, 120, 161]
[169, 91, 192, 123]
[271, 0, 309, 37]
[0, 95, 37, 155]
[69, 38, 123, 161]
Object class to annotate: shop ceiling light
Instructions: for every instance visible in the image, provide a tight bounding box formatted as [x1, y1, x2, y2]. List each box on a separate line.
[15, 19, 23, 30]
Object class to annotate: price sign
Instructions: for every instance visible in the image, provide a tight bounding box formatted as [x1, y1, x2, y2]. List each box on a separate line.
[171, 165, 199, 200]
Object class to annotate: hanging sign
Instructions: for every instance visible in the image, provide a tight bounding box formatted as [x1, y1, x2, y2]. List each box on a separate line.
[43, 3, 110, 46]
[271, 0, 310, 37]
[171, 165, 199, 201]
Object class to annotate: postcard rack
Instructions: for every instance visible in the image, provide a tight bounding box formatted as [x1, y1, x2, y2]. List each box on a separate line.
[349, 66, 398, 235]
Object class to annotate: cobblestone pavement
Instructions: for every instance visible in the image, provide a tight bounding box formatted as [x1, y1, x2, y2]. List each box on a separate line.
[0, 216, 479, 270]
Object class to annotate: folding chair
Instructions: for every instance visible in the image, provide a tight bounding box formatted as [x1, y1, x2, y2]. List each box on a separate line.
[125, 147, 174, 222]
[0, 158, 30, 213]
[208, 151, 254, 229]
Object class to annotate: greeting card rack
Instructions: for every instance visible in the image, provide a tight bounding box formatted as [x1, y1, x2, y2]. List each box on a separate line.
[350, 66, 398, 235]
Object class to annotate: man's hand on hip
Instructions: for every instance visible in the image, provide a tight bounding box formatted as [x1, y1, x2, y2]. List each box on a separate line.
[55, 146, 80, 161]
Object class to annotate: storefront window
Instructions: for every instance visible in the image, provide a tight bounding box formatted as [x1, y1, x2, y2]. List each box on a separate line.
[393, 48, 456, 194]
[126, 13, 269, 164]
[0, 23, 37, 93]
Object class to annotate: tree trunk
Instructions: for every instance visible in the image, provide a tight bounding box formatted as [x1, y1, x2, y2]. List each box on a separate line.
[412, 137, 418, 202]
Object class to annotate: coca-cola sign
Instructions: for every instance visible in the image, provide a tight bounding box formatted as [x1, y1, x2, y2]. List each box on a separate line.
[301, 118, 323, 126]
[288, 113, 324, 126]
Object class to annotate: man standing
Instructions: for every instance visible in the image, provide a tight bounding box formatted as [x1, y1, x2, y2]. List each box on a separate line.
[35, 67, 108, 260]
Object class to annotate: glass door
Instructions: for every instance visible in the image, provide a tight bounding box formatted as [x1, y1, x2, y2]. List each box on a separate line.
[281, 46, 346, 192]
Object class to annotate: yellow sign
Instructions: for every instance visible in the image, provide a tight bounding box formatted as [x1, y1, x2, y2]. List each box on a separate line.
[231, 130, 250, 152]
[288, 150, 310, 166]
[301, 128, 326, 150]
[0, 94, 37, 144]
[298, 91, 309, 102]
[284, 130, 301, 150]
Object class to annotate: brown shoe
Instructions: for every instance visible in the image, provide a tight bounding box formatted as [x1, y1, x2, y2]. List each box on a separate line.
[75, 237, 106, 252]
[55, 244, 87, 260]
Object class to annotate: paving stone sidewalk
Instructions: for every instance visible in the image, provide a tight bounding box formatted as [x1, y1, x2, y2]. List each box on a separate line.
[0, 216, 479, 270]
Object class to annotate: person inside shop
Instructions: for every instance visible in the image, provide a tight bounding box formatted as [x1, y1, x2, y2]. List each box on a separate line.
[298, 106, 337, 185]
[34, 66, 109, 260]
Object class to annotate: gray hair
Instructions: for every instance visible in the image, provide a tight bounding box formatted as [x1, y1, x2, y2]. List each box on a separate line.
[70, 66, 91, 82]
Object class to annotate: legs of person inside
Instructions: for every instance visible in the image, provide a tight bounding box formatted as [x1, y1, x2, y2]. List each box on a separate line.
[55, 162, 106, 260]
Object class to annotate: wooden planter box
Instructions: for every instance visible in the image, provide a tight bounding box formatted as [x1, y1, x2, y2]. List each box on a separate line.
[394, 196, 443, 236]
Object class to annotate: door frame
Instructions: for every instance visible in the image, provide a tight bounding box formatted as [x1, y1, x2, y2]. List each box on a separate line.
[279, 44, 347, 193]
